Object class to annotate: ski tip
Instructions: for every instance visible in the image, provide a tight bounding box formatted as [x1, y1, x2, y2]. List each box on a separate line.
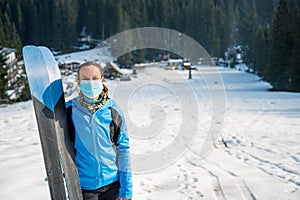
[22, 45, 37, 54]
[23, 45, 53, 56]
[22, 44, 63, 112]
[37, 46, 51, 52]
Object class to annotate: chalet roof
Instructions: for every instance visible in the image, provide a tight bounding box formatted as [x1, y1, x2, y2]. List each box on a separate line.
[104, 61, 131, 75]
[0, 47, 17, 56]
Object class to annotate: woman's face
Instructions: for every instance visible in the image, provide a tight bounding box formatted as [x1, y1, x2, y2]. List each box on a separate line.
[78, 65, 104, 99]
[78, 65, 103, 83]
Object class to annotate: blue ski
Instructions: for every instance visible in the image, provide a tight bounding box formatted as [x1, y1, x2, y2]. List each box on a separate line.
[23, 45, 82, 200]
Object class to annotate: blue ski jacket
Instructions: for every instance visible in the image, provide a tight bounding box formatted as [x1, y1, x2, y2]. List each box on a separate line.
[66, 98, 132, 199]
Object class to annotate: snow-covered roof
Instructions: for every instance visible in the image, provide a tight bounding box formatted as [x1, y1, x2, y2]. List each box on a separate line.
[167, 59, 183, 63]
[104, 61, 132, 74]
[0, 47, 17, 55]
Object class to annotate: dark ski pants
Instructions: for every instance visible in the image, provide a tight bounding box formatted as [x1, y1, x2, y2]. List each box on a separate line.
[82, 180, 120, 200]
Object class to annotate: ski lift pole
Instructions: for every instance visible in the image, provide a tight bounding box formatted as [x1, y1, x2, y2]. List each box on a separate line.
[188, 64, 192, 79]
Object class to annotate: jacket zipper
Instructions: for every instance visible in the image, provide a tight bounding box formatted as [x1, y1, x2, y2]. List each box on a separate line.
[90, 111, 100, 187]
[75, 99, 104, 187]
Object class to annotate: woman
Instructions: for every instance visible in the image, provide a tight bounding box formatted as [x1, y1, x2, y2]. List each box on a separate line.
[66, 61, 132, 200]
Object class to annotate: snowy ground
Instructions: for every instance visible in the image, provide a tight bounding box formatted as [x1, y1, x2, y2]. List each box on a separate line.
[0, 65, 300, 199]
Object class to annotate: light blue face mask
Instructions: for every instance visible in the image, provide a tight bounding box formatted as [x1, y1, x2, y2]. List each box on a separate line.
[79, 80, 103, 99]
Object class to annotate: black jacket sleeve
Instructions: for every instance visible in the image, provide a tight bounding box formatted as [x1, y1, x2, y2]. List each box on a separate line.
[66, 106, 76, 148]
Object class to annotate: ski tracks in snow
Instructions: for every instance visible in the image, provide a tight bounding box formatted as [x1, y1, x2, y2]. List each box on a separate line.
[184, 152, 257, 200]
[132, 67, 300, 199]
[225, 134, 300, 190]
[181, 68, 300, 199]
[218, 96, 300, 199]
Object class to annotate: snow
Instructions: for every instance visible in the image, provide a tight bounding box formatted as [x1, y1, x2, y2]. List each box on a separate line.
[55, 46, 113, 66]
[1, 65, 300, 199]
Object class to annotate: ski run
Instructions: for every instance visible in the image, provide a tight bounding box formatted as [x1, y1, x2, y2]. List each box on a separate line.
[0, 64, 300, 199]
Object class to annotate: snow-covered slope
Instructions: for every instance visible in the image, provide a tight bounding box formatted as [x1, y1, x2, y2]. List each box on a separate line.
[0, 65, 299, 199]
